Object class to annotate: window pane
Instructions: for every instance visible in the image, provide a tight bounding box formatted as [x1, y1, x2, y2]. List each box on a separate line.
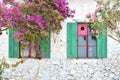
[20, 41, 29, 57]
[20, 46, 29, 57]
[88, 27, 94, 35]
[88, 36, 96, 46]
[20, 42, 46, 58]
[88, 47, 96, 57]
[88, 27, 91, 35]
[78, 36, 86, 46]
[78, 47, 86, 57]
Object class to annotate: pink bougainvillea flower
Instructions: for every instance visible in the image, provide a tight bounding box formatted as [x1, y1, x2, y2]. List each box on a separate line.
[0, 20, 6, 28]
[96, 30, 99, 33]
[3, 0, 14, 4]
[91, 13, 96, 20]
[0, 4, 1, 8]
[114, 6, 120, 11]
[105, 5, 110, 9]
[97, 0, 101, 5]
[28, 15, 47, 29]
[3, 5, 24, 26]
[95, 8, 101, 13]
[71, 10, 75, 14]
[27, 1, 32, 5]
[96, 35, 99, 39]
[0, 0, 3, 7]
[85, 13, 91, 18]
[90, 29, 95, 33]
[13, 32, 24, 42]
[28, 15, 36, 21]
[71, 15, 74, 18]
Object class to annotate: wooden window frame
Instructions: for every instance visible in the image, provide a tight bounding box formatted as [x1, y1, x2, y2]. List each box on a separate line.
[77, 24, 97, 58]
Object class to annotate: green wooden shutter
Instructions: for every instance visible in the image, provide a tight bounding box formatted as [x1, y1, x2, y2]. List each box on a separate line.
[9, 29, 50, 58]
[41, 34, 50, 58]
[101, 30, 107, 58]
[67, 22, 77, 58]
[97, 30, 107, 58]
[9, 29, 19, 58]
[97, 36, 102, 57]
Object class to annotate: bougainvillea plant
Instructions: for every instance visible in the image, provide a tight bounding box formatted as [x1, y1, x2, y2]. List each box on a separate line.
[86, 0, 120, 39]
[0, 0, 75, 59]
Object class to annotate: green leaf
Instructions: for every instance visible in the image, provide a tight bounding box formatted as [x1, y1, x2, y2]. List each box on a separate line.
[0, 31, 2, 35]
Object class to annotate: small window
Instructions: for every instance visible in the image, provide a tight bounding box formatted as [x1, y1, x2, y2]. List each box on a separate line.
[8, 29, 50, 58]
[67, 22, 107, 59]
[78, 24, 97, 58]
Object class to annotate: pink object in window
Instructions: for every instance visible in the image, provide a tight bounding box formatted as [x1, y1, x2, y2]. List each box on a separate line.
[78, 24, 88, 36]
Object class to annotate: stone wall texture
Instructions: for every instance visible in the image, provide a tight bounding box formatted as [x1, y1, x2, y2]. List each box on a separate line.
[0, 0, 120, 80]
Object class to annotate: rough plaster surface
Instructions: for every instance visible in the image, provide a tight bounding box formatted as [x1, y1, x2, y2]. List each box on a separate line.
[1, 37, 120, 80]
[0, 0, 120, 80]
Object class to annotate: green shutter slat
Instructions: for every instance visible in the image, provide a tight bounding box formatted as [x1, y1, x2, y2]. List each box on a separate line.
[101, 30, 107, 58]
[67, 23, 71, 58]
[9, 29, 19, 58]
[9, 29, 14, 58]
[71, 23, 77, 58]
[41, 34, 50, 58]
[97, 36, 102, 58]
[67, 22, 77, 58]
[97, 22, 107, 58]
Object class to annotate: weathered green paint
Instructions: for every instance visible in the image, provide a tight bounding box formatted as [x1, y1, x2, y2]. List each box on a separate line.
[97, 30, 107, 58]
[67, 22, 77, 58]
[101, 30, 107, 58]
[9, 29, 19, 58]
[9, 29, 50, 58]
[41, 34, 50, 58]
[97, 36, 102, 58]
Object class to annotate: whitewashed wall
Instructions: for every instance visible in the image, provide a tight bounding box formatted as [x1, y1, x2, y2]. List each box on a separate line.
[0, 0, 120, 80]
[0, 31, 8, 58]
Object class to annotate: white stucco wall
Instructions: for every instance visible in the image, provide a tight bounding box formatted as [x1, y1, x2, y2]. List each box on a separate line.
[0, 31, 8, 58]
[0, 0, 120, 80]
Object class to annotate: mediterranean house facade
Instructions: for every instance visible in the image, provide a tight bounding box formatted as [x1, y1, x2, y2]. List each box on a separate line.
[0, 0, 120, 80]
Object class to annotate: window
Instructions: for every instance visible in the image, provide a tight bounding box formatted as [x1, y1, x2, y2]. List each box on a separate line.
[78, 24, 97, 58]
[67, 22, 107, 58]
[8, 29, 50, 58]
